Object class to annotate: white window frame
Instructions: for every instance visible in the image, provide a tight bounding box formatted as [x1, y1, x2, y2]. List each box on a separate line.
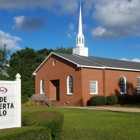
[40, 79, 44, 94]
[120, 76, 127, 94]
[90, 81, 98, 94]
[67, 75, 73, 95]
[137, 77, 140, 94]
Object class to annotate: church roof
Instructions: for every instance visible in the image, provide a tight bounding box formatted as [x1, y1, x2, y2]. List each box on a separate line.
[32, 52, 140, 75]
[54, 52, 140, 71]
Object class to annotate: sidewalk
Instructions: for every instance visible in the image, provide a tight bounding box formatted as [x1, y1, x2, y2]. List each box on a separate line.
[59, 106, 140, 113]
[86, 106, 140, 112]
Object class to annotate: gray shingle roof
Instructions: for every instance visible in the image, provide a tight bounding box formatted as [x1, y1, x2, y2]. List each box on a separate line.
[54, 52, 140, 71]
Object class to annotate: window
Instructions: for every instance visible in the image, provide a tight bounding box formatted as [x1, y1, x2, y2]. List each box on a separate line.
[40, 79, 44, 94]
[53, 60, 56, 66]
[90, 81, 98, 94]
[67, 76, 73, 94]
[137, 77, 140, 93]
[120, 76, 126, 94]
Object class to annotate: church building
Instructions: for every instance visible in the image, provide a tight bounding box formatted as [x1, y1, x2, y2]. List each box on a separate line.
[33, 4, 140, 106]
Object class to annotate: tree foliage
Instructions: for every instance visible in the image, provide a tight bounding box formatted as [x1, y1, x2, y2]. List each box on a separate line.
[7, 47, 45, 103]
[54, 46, 72, 54]
[0, 44, 10, 80]
[7, 46, 72, 103]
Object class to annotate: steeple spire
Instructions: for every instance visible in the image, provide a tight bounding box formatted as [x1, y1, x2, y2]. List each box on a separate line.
[73, 2, 88, 57]
[78, 2, 83, 36]
[76, 2, 84, 47]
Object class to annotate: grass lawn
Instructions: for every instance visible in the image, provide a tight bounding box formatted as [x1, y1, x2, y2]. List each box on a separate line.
[22, 106, 140, 140]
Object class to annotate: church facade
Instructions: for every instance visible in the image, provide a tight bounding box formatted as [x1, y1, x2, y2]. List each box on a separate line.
[33, 4, 140, 106]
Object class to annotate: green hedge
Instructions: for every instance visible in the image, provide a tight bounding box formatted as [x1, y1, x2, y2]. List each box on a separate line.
[106, 95, 118, 105]
[22, 111, 64, 140]
[0, 126, 51, 140]
[117, 94, 140, 104]
[90, 94, 140, 106]
[0, 111, 64, 140]
[134, 94, 140, 103]
[90, 95, 106, 106]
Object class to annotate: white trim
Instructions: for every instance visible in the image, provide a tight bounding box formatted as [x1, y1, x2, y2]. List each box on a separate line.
[78, 65, 105, 69]
[32, 52, 53, 75]
[90, 81, 98, 94]
[40, 79, 44, 94]
[105, 66, 140, 72]
[78, 65, 140, 72]
[67, 75, 73, 95]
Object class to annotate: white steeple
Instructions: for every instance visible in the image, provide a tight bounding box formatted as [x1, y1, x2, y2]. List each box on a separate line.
[73, 2, 88, 57]
[77, 2, 84, 47]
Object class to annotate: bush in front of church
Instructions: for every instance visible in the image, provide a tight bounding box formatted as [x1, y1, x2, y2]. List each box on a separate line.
[106, 95, 118, 105]
[90, 95, 106, 106]
[0, 111, 64, 140]
[0, 126, 51, 140]
[22, 111, 64, 140]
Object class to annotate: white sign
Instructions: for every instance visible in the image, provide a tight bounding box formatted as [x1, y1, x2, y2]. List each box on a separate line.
[0, 73, 21, 129]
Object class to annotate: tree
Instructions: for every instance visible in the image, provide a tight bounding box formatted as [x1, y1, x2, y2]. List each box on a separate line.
[54, 46, 72, 54]
[37, 48, 53, 59]
[7, 47, 44, 103]
[0, 44, 10, 80]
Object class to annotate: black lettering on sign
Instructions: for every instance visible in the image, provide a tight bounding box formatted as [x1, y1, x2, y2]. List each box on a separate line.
[0, 110, 7, 116]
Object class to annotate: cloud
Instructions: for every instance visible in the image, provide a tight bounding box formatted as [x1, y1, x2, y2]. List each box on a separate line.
[68, 23, 75, 31]
[67, 23, 76, 39]
[91, 0, 140, 39]
[120, 58, 129, 61]
[132, 58, 140, 62]
[120, 57, 140, 63]
[13, 16, 45, 31]
[1, 0, 140, 40]
[0, 0, 79, 15]
[0, 30, 21, 50]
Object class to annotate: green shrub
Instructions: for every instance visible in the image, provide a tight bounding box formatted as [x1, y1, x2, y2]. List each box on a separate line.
[117, 94, 138, 104]
[134, 94, 140, 103]
[117, 95, 126, 104]
[125, 95, 136, 104]
[0, 111, 63, 140]
[22, 94, 29, 104]
[25, 101, 35, 107]
[106, 95, 118, 105]
[0, 126, 51, 140]
[22, 111, 64, 140]
[90, 95, 106, 106]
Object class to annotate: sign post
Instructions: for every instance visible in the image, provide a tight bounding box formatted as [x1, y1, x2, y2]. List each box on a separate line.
[0, 73, 21, 129]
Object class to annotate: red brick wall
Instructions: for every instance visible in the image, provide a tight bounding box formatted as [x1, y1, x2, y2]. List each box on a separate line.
[104, 69, 140, 96]
[81, 68, 104, 106]
[35, 54, 140, 106]
[35, 54, 83, 106]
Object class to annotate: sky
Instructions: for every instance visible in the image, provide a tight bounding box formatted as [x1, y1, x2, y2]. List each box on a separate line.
[0, 0, 140, 62]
